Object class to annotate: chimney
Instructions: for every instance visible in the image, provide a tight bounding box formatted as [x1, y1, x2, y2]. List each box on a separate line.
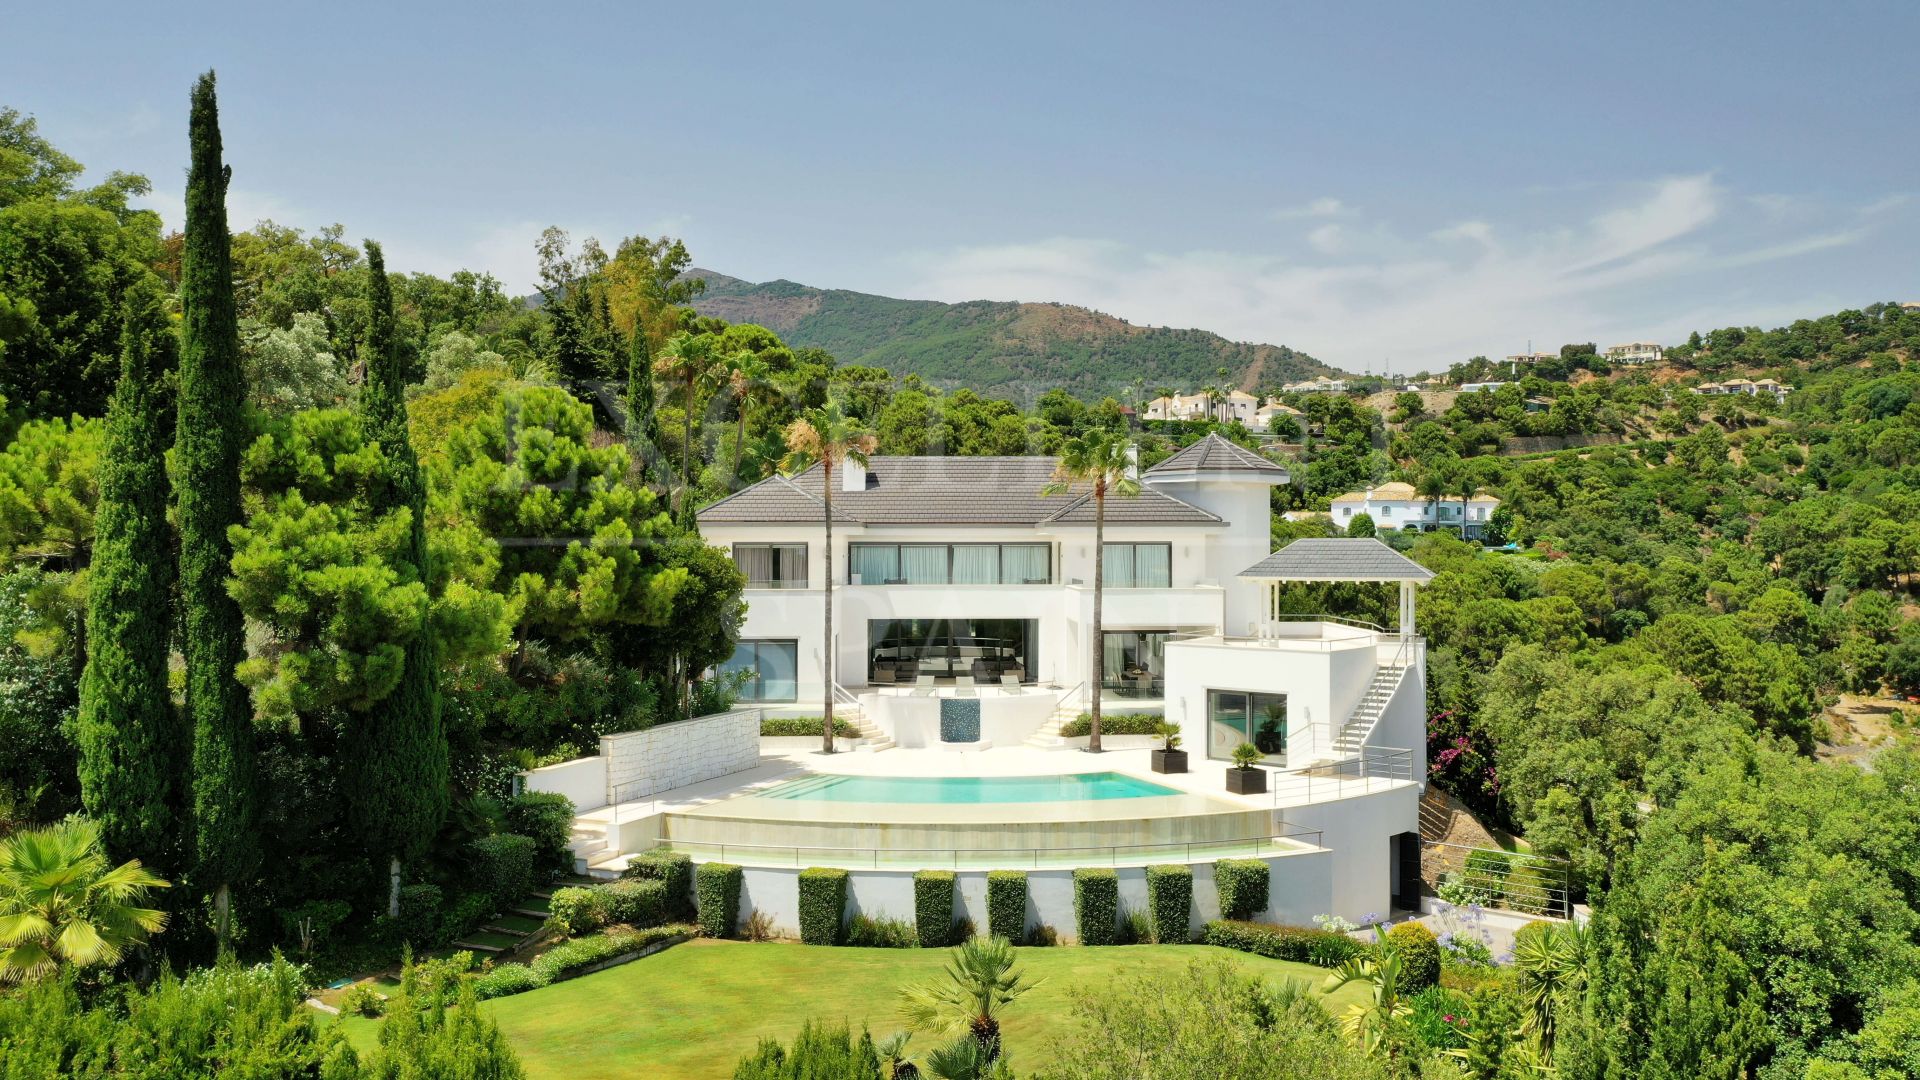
[842, 458, 868, 493]
[1125, 443, 1139, 480]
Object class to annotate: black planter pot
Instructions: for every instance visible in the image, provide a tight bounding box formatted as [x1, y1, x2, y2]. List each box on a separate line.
[1151, 748, 1189, 774]
[1225, 766, 1267, 795]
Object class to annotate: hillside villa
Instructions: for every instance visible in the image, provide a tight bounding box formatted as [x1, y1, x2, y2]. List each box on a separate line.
[1330, 482, 1500, 538]
[1144, 392, 1305, 433]
[1696, 377, 1792, 403]
[521, 434, 1438, 932]
[1604, 340, 1664, 365]
[1280, 376, 1349, 393]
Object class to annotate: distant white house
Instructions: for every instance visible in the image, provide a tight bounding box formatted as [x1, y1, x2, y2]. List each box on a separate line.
[1145, 390, 1258, 424]
[1457, 381, 1511, 394]
[1605, 341, 1664, 365]
[1252, 400, 1305, 433]
[1505, 352, 1556, 367]
[1330, 482, 1500, 538]
[1281, 376, 1350, 394]
[1697, 377, 1791, 404]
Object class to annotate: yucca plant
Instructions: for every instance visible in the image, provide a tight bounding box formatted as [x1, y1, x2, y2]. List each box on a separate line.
[0, 817, 169, 982]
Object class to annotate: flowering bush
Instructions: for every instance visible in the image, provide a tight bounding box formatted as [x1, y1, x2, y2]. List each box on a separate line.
[1426, 710, 1502, 821]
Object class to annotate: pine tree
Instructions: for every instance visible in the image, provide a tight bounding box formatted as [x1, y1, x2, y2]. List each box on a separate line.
[350, 240, 449, 918]
[75, 276, 181, 871]
[177, 71, 257, 945]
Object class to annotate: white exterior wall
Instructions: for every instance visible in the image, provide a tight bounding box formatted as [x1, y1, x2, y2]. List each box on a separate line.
[1284, 784, 1420, 922]
[519, 757, 607, 812]
[1158, 480, 1275, 636]
[1164, 635, 1381, 766]
[599, 708, 762, 802]
[728, 850, 1335, 939]
[1331, 498, 1494, 534]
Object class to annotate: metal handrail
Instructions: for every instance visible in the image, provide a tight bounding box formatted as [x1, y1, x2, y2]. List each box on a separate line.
[647, 826, 1327, 870]
[1264, 613, 1390, 632]
[1270, 746, 1416, 806]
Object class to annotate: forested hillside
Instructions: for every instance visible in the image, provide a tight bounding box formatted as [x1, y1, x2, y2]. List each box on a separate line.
[685, 268, 1338, 396]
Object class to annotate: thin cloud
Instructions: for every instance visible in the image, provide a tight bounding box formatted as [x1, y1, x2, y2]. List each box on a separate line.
[1271, 196, 1355, 221]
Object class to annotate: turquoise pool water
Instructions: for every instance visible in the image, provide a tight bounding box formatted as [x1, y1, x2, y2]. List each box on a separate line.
[760, 772, 1180, 803]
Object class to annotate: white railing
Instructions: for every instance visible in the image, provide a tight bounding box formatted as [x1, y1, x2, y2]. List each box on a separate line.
[650, 824, 1327, 870]
[1270, 746, 1415, 805]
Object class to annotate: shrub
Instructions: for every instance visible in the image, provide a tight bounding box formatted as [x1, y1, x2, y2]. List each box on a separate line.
[986, 870, 1027, 942]
[1213, 859, 1269, 921]
[469, 833, 536, 908]
[1117, 906, 1153, 945]
[506, 791, 576, 881]
[1145, 864, 1193, 944]
[734, 1021, 882, 1080]
[951, 915, 976, 943]
[1461, 849, 1510, 901]
[1503, 861, 1553, 915]
[440, 891, 494, 943]
[339, 982, 387, 1018]
[472, 962, 546, 1000]
[1201, 920, 1364, 967]
[397, 884, 443, 947]
[1408, 985, 1471, 1050]
[624, 849, 695, 920]
[846, 914, 919, 948]
[914, 870, 956, 948]
[797, 867, 849, 945]
[745, 908, 776, 941]
[759, 716, 860, 738]
[1074, 868, 1118, 946]
[1026, 923, 1059, 947]
[695, 862, 743, 938]
[601, 878, 667, 928]
[547, 886, 609, 936]
[277, 898, 351, 955]
[1386, 922, 1441, 992]
[1058, 712, 1163, 738]
[530, 924, 690, 983]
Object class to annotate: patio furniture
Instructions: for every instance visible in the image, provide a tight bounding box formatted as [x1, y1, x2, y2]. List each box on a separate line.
[1000, 674, 1022, 694]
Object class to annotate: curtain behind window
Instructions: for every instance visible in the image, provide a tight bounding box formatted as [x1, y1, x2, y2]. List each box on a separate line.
[735, 546, 774, 586]
[1002, 544, 1049, 584]
[852, 545, 898, 584]
[951, 545, 999, 584]
[1102, 544, 1136, 587]
[900, 546, 948, 584]
[1135, 544, 1171, 587]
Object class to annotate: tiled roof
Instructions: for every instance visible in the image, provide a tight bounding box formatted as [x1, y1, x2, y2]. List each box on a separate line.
[1143, 433, 1290, 479]
[1238, 537, 1436, 582]
[697, 457, 1224, 527]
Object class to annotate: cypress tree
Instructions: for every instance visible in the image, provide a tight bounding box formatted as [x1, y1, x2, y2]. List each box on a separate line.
[350, 240, 448, 918]
[177, 71, 257, 944]
[625, 325, 663, 487]
[75, 276, 181, 871]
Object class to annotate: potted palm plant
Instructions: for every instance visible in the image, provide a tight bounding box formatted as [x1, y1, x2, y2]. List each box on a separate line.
[1226, 741, 1267, 794]
[1151, 721, 1187, 774]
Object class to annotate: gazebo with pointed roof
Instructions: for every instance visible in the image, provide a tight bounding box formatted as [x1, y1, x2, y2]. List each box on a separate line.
[1238, 537, 1433, 637]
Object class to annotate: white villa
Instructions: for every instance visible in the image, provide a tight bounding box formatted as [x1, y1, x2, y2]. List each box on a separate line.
[1144, 390, 1259, 425]
[1281, 376, 1349, 393]
[1329, 482, 1500, 538]
[523, 434, 1434, 933]
[1696, 377, 1791, 403]
[1605, 340, 1664, 365]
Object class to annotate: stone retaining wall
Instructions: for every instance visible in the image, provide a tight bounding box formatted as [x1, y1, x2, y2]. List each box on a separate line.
[601, 708, 762, 802]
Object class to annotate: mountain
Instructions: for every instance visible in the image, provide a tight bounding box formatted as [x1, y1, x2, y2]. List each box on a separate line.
[684, 270, 1342, 397]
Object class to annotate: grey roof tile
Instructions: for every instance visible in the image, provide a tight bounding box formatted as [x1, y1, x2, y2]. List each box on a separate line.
[1237, 537, 1436, 582]
[1144, 433, 1290, 478]
[698, 456, 1223, 527]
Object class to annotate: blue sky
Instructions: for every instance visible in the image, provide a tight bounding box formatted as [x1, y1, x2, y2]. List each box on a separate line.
[5, 0, 1916, 374]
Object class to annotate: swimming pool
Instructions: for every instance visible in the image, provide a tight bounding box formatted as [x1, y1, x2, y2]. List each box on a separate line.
[759, 771, 1180, 804]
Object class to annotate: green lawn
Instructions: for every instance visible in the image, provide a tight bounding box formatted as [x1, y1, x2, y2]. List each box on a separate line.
[334, 939, 1362, 1080]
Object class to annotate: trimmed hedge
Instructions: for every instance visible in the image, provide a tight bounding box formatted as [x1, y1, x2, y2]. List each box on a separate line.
[1386, 922, 1440, 992]
[986, 871, 1027, 942]
[1201, 919, 1366, 967]
[547, 886, 608, 935]
[506, 791, 576, 880]
[623, 850, 695, 920]
[797, 867, 849, 945]
[1145, 865, 1192, 944]
[1214, 859, 1270, 921]
[472, 963, 545, 1000]
[914, 870, 956, 948]
[1073, 868, 1118, 946]
[526, 924, 691, 985]
[760, 716, 860, 738]
[397, 884, 443, 947]
[695, 862, 742, 938]
[440, 891, 494, 943]
[1058, 712, 1163, 738]
[601, 878, 668, 928]
[470, 833, 537, 908]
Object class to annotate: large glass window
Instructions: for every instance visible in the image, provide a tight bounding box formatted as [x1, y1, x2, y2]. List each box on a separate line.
[849, 543, 1052, 585]
[732, 543, 807, 589]
[719, 640, 799, 702]
[1102, 543, 1172, 587]
[1102, 631, 1170, 698]
[1206, 690, 1287, 763]
[866, 619, 1038, 685]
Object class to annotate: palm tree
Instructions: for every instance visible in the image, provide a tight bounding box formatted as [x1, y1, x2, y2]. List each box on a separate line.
[724, 350, 775, 488]
[782, 400, 877, 754]
[0, 818, 169, 983]
[1511, 919, 1586, 1061]
[1320, 933, 1415, 1062]
[652, 330, 721, 516]
[1458, 471, 1478, 541]
[1040, 430, 1139, 752]
[876, 1031, 920, 1079]
[1417, 472, 1448, 533]
[898, 936, 1037, 1063]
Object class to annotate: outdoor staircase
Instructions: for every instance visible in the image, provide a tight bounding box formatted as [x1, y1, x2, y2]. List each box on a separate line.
[1329, 663, 1408, 757]
[568, 822, 610, 875]
[451, 879, 589, 956]
[845, 708, 895, 752]
[1022, 699, 1084, 750]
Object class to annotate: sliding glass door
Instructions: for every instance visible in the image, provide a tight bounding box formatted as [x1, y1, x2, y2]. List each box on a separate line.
[1206, 690, 1287, 764]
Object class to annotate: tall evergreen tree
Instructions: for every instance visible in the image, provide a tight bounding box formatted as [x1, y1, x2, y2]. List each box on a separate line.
[350, 240, 448, 918]
[176, 71, 257, 945]
[625, 324, 663, 487]
[75, 276, 180, 871]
